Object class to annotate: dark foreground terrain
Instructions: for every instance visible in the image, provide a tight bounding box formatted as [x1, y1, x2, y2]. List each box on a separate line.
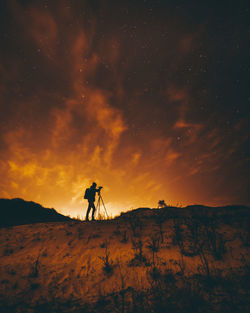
[0, 198, 71, 227]
[0, 204, 249, 312]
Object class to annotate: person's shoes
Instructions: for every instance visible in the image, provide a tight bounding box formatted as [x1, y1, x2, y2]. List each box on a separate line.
[85, 218, 89, 222]
[92, 218, 95, 221]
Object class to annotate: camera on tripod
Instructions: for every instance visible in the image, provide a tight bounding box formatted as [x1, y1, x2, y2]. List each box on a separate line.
[98, 186, 103, 194]
[96, 186, 109, 219]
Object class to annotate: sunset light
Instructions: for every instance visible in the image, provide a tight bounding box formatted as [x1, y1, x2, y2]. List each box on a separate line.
[0, 1, 249, 217]
[1, 2, 249, 312]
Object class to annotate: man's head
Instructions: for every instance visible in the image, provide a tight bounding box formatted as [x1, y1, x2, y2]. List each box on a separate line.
[91, 182, 97, 188]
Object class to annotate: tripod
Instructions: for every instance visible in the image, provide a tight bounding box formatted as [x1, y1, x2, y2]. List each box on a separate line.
[96, 191, 109, 220]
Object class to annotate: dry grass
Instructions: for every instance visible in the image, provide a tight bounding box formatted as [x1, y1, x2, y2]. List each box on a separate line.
[0, 207, 249, 312]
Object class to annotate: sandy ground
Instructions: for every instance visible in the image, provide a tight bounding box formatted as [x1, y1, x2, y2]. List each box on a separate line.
[0, 211, 249, 309]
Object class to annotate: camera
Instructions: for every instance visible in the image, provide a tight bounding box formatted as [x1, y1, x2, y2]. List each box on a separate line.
[99, 186, 103, 190]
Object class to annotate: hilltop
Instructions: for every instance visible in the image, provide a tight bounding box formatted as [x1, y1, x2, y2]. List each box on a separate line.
[0, 198, 71, 227]
[0, 203, 249, 312]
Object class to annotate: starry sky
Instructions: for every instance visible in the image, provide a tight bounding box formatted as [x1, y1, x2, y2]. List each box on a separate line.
[0, 0, 249, 217]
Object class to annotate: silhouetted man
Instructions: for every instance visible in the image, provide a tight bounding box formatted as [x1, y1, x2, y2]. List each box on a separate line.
[84, 182, 102, 221]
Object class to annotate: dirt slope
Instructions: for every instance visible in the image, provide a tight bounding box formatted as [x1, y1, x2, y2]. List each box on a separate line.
[0, 206, 249, 312]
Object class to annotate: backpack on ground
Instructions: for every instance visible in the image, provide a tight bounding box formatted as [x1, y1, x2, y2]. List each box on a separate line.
[84, 188, 90, 199]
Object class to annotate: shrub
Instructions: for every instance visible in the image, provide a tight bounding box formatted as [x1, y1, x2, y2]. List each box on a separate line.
[147, 266, 162, 282]
[29, 256, 40, 278]
[99, 246, 114, 276]
[239, 230, 250, 247]
[146, 235, 160, 265]
[120, 230, 128, 243]
[129, 238, 149, 267]
[3, 248, 14, 256]
[205, 222, 226, 260]
[128, 216, 143, 238]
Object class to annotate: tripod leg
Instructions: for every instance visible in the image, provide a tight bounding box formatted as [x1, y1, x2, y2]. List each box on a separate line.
[96, 196, 101, 220]
[100, 195, 109, 219]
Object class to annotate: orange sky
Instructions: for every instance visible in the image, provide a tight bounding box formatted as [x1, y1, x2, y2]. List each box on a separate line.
[0, 1, 249, 218]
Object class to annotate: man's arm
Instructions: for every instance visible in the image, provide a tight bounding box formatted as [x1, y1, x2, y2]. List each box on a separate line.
[95, 186, 103, 193]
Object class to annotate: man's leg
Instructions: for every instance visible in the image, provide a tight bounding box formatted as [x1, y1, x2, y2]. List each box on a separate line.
[86, 202, 91, 221]
[91, 202, 96, 220]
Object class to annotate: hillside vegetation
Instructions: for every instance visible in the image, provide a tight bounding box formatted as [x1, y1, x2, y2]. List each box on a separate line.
[0, 205, 249, 312]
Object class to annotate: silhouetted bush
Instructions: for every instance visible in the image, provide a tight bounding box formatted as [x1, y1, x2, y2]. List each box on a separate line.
[30, 283, 40, 290]
[128, 216, 143, 238]
[176, 253, 186, 276]
[113, 228, 121, 236]
[3, 248, 14, 256]
[128, 238, 149, 267]
[239, 230, 250, 247]
[172, 218, 183, 247]
[146, 234, 161, 265]
[198, 246, 211, 278]
[99, 245, 114, 276]
[204, 221, 226, 260]
[147, 265, 162, 282]
[29, 255, 40, 278]
[120, 230, 128, 243]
